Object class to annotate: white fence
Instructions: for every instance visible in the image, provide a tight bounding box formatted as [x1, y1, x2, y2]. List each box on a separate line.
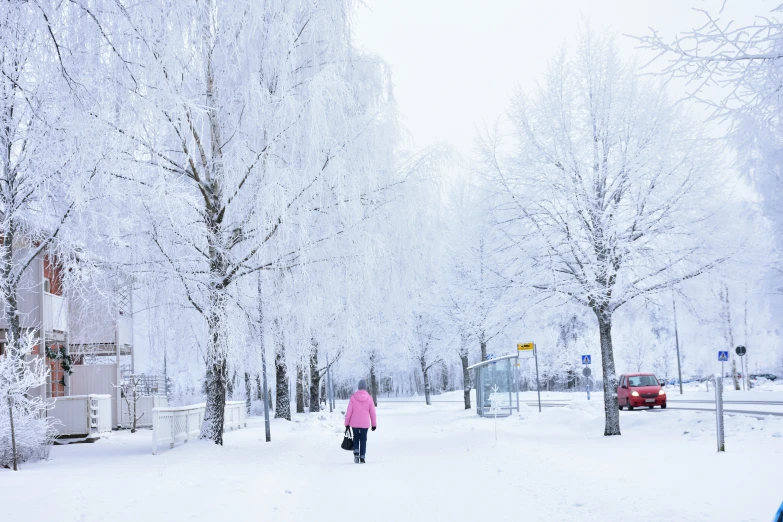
[152, 402, 247, 455]
[50, 394, 112, 438]
[120, 395, 168, 428]
[224, 401, 248, 431]
[152, 404, 204, 455]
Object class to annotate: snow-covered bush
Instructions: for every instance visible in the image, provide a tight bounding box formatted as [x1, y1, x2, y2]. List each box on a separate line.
[0, 334, 57, 470]
[0, 401, 55, 468]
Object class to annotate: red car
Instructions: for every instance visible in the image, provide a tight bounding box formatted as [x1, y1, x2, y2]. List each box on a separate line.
[617, 373, 666, 410]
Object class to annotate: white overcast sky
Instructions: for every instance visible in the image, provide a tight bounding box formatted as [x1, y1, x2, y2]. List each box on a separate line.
[352, 0, 770, 153]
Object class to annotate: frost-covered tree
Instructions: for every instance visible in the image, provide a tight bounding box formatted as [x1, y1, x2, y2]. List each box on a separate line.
[0, 334, 56, 470]
[443, 170, 513, 362]
[639, 3, 783, 290]
[77, 0, 398, 443]
[409, 310, 445, 406]
[481, 30, 733, 436]
[0, 2, 99, 367]
[439, 169, 514, 408]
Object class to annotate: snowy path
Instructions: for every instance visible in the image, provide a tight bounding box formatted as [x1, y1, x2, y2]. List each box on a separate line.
[3, 395, 783, 521]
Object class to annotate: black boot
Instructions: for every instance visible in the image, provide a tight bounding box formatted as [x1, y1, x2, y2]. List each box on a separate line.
[354, 454, 360, 464]
[360, 457, 366, 464]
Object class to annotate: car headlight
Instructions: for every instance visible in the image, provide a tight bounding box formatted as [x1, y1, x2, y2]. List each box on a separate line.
[659, 389, 666, 396]
[631, 391, 639, 397]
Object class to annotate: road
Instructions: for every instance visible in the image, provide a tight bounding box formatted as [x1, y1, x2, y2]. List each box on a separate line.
[378, 397, 783, 418]
[664, 398, 783, 418]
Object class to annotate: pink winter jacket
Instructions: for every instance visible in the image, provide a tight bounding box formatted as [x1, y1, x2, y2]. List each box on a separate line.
[344, 390, 377, 429]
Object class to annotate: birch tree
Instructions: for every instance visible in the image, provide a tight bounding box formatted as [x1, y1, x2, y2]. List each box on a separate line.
[0, 1, 99, 366]
[482, 30, 732, 436]
[443, 170, 513, 363]
[83, 0, 398, 443]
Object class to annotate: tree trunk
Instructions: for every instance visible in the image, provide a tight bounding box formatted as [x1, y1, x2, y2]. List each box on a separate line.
[295, 365, 305, 413]
[369, 354, 378, 407]
[461, 351, 471, 410]
[131, 383, 138, 433]
[8, 397, 17, 471]
[226, 370, 235, 399]
[597, 313, 621, 436]
[1, 224, 26, 375]
[721, 284, 740, 390]
[198, 0, 232, 445]
[274, 319, 290, 420]
[309, 338, 321, 413]
[255, 374, 263, 401]
[480, 336, 487, 361]
[202, 355, 228, 444]
[244, 372, 251, 414]
[420, 356, 432, 406]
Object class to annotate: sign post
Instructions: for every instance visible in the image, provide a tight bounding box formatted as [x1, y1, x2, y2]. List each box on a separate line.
[582, 366, 591, 400]
[735, 346, 747, 392]
[581, 356, 592, 400]
[519, 343, 540, 412]
[714, 373, 725, 452]
[718, 350, 729, 381]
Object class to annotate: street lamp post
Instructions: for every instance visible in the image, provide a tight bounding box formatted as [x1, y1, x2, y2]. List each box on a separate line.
[672, 290, 684, 395]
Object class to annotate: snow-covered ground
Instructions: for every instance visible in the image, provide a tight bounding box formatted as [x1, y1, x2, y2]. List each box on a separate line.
[2, 391, 782, 522]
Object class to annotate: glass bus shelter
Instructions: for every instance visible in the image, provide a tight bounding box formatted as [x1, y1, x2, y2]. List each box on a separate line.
[468, 354, 520, 417]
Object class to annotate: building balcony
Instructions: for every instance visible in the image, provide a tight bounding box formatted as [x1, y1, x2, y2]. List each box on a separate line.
[44, 292, 68, 333]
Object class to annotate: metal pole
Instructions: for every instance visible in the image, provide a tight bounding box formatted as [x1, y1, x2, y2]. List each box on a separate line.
[714, 373, 725, 452]
[672, 290, 683, 395]
[744, 286, 750, 391]
[506, 359, 512, 414]
[258, 272, 271, 442]
[261, 347, 271, 442]
[533, 344, 541, 413]
[515, 361, 520, 413]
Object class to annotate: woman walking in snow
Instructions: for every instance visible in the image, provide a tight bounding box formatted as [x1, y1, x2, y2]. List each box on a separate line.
[344, 379, 377, 464]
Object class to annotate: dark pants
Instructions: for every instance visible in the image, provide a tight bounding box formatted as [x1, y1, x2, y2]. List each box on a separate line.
[352, 427, 368, 457]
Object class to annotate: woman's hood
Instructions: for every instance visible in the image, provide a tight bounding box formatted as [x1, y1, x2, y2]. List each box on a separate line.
[354, 390, 372, 401]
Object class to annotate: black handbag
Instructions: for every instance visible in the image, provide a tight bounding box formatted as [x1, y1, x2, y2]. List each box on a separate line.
[341, 427, 354, 451]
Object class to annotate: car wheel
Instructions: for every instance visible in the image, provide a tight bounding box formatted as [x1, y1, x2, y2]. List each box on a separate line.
[627, 399, 634, 411]
[619, 402, 623, 410]
[661, 403, 666, 409]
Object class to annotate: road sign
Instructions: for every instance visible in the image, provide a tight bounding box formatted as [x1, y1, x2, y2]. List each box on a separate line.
[517, 343, 535, 360]
[581, 355, 591, 365]
[718, 351, 729, 362]
[486, 353, 495, 360]
[735, 345, 747, 357]
[582, 367, 591, 377]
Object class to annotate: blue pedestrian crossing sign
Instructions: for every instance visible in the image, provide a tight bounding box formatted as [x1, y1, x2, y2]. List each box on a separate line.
[581, 355, 591, 365]
[718, 351, 729, 362]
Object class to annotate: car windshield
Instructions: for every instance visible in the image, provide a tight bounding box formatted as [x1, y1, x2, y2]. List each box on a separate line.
[628, 375, 658, 387]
